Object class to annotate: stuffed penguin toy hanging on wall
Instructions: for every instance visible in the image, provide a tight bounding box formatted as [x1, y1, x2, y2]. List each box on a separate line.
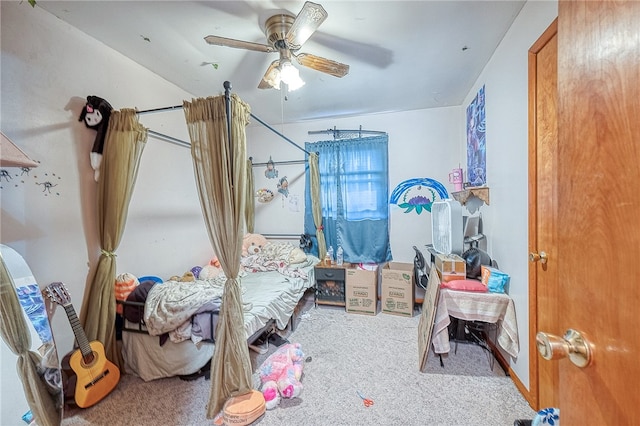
[78, 95, 113, 182]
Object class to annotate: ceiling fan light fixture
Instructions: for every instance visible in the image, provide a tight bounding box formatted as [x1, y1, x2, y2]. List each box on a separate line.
[206, 2, 347, 91]
[263, 65, 282, 90]
[279, 60, 305, 91]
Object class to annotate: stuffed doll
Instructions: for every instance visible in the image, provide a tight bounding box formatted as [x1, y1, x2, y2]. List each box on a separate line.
[78, 95, 113, 182]
[114, 272, 139, 315]
[199, 257, 223, 279]
[242, 233, 269, 256]
[190, 265, 203, 279]
[209, 256, 221, 268]
[167, 271, 196, 282]
[258, 342, 305, 410]
[199, 264, 222, 279]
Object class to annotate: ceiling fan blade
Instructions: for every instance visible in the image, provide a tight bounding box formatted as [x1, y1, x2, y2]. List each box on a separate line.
[258, 60, 281, 89]
[204, 35, 274, 53]
[286, 1, 328, 50]
[295, 53, 349, 78]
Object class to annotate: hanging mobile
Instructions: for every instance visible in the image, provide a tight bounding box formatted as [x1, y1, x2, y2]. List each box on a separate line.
[264, 156, 278, 179]
[277, 176, 289, 198]
[256, 188, 274, 203]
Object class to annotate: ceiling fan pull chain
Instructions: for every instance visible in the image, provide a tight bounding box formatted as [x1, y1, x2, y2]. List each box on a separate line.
[280, 90, 285, 131]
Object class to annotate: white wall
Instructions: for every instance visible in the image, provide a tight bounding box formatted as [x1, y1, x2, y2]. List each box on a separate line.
[458, 0, 557, 388]
[246, 106, 462, 262]
[0, 3, 209, 423]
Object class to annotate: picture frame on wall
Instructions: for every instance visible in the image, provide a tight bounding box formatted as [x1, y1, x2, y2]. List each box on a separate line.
[466, 85, 486, 187]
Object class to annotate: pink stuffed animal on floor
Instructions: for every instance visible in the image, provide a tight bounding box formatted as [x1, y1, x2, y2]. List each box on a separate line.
[258, 342, 304, 410]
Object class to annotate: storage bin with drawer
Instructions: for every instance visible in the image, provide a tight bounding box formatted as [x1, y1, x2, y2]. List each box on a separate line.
[314, 266, 346, 306]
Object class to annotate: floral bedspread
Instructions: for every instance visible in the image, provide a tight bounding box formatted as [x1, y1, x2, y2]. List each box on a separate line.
[240, 242, 314, 279]
[143, 242, 314, 343]
[144, 279, 225, 339]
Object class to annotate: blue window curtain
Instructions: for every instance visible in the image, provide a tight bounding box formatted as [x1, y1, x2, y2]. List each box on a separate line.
[304, 135, 392, 264]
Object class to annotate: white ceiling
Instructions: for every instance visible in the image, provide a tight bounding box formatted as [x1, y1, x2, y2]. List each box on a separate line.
[37, 0, 526, 124]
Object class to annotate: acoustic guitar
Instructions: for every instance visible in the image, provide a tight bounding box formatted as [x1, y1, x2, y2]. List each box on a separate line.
[45, 282, 120, 408]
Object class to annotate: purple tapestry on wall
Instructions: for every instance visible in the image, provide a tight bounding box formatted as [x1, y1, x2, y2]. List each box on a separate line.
[466, 85, 486, 187]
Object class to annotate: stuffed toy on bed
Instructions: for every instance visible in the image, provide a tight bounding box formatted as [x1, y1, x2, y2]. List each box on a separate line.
[114, 272, 139, 315]
[242, 233, 268, 256]
[258, 342, 305, 410]
[78, 95, 113, 182]
[167, 271, 196, 282]
[199, 257, 223, 279]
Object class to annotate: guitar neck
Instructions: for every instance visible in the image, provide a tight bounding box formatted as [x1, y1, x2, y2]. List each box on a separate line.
[63, 304, 93, 358]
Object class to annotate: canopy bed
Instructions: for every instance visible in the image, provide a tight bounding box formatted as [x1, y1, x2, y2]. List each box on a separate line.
[76, 81, 326, 419]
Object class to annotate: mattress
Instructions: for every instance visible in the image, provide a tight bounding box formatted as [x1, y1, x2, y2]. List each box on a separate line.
[122, 259, 317, 381]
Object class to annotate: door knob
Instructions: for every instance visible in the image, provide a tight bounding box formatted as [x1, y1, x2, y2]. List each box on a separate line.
[529, 251, 548, 264]
[536, 329, 593, 368]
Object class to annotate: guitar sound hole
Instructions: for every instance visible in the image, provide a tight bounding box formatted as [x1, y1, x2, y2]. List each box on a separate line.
[82, 351, 96, 367]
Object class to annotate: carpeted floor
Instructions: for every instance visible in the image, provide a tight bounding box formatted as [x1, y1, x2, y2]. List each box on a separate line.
[62, 304, 536, 425]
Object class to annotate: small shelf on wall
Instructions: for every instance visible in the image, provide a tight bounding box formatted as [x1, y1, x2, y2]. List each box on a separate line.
[451, 186, 490, 206]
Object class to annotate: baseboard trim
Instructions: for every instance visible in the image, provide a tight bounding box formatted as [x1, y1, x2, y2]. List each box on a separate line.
[510, 367, 535, 410]
[486, 338, 535, 409]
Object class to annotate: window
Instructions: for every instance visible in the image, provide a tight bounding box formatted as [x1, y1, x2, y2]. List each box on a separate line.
[304, 135, 392, 264]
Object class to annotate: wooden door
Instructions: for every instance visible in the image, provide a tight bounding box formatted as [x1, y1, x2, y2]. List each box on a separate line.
[553, 1, 640, 423]
[528, 19, 558, 411]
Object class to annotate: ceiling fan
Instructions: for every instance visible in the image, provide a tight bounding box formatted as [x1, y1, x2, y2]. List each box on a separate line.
[204, 1, 349, 91]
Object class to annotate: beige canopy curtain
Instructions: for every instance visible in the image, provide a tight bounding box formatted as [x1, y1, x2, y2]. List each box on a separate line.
[80, 109, 147, 369]
[183, 93, 253, 417]
[309, 152, 327, 260]
[0, 255, 60, 426]
[245, 158, 255, 233]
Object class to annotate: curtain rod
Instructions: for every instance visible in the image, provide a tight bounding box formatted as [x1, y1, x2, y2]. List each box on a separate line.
[248, 114, 311, 156]
[135, 90, 311, 156]
[249, 157, 307, 167]
[308, 125, 387, 140]
[136, 104, 183, 115]
[147, 130, 191, 148]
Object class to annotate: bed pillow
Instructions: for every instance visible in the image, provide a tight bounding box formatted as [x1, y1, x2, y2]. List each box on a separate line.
[440, 279, 488, 292]
[288, 247, 307, 264]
